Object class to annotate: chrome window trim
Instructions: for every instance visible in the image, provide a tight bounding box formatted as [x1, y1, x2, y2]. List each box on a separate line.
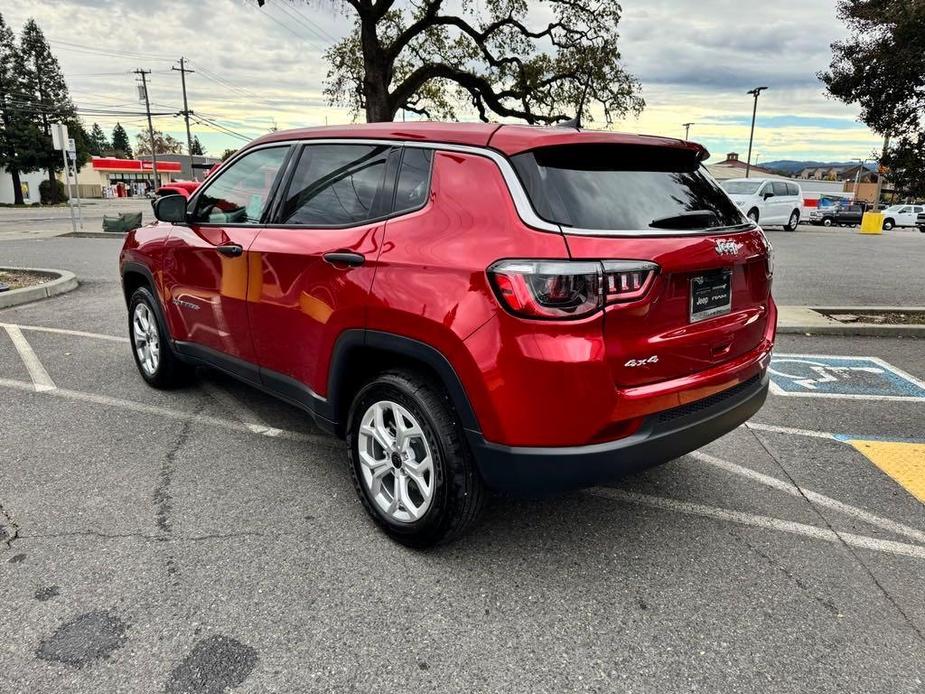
[205, 137, 758, 238]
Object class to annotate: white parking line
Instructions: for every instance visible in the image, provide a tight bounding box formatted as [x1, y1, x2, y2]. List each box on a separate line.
[200, 378, 287, 438]
[3, 325, 56, 392]
[745, 421, 836, 440]
[0, 377, 333, 446]
[690, 451, 925, 545]
[0, 322, 129, 343]
[589, 488, 925, 562]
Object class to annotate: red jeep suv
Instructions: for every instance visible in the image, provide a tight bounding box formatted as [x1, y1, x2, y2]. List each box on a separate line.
[120, 122, 776, 546]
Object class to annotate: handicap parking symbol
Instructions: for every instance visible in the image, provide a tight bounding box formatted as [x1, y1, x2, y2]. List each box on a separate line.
[769, 354, 925, 401]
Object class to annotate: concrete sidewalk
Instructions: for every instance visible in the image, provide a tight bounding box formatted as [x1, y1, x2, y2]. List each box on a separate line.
[778, 305, 925, 336]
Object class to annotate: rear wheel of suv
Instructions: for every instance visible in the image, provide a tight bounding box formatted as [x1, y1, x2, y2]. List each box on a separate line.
[347, 370, 485, 547]
[783, 210, 800, 231]
[128, 287, 192, 389]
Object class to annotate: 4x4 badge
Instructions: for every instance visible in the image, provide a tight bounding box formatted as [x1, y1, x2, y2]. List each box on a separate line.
[714, 239, 742, 256]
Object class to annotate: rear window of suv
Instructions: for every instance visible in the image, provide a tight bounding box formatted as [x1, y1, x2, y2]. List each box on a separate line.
[511, 144, 746, 232]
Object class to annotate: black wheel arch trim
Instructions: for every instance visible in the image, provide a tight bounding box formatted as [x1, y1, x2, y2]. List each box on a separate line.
[122, 261, 172, 345]
[327, 329, 480, 437]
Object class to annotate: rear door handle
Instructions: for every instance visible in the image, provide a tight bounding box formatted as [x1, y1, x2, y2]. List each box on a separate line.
[323, 251, 365, 267]
[216, 243, 243, 257]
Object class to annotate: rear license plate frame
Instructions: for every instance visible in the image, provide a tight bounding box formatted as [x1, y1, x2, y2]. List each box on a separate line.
[690, 268, 733, 323]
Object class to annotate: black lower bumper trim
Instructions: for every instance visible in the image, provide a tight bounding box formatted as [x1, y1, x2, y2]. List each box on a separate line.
[466, 370, 770, 496]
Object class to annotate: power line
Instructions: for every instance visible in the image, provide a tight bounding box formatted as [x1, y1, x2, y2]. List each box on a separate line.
[288, 2, 341, 42]
[273, 2, 334, 43]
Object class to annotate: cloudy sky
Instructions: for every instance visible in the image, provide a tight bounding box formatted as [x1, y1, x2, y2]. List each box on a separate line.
[3, 0, 883, 164]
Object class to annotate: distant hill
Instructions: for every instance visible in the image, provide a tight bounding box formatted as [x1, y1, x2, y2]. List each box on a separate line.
[760, 160, 877, 175]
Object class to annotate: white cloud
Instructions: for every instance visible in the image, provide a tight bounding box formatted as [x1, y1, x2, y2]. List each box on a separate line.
[1, 0, 881, 161]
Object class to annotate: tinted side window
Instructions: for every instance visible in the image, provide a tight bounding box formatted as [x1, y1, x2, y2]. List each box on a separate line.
[281, 144, 391, 225]
[394, 148, 433, 214]
[787, 183, 800, 196]
[192, 147, 288, 224]
[772, 182, 789, 196]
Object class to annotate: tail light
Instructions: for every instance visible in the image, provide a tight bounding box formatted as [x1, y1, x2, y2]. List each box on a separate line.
[488, 259, 658, 320]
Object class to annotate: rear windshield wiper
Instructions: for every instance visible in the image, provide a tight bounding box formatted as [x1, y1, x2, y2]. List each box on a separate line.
[649, 210, 719, 230]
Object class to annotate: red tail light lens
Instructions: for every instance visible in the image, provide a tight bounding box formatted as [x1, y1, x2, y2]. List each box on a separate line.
[488, 260, 658, 320]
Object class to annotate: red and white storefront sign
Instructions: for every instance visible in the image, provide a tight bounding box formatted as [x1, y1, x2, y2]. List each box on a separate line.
[91, 157, 183, 173]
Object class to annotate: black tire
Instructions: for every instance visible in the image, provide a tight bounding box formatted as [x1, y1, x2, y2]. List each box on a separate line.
[128, 286, 192, 389]
[747, 208, 759, 223]
[823, 218, 834, 227]
[347, 370, 485, 548]
[883, 218, 895, 231]
[783, 210, 800, 231]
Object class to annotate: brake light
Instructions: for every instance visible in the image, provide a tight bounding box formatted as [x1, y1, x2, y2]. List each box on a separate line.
[488, 260, 658, 320]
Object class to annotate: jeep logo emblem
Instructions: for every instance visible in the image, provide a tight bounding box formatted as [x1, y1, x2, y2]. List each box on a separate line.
[714, 239, 742, 256]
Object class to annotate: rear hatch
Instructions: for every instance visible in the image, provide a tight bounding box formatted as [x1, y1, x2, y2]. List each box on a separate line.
[511, 143, 773, 389]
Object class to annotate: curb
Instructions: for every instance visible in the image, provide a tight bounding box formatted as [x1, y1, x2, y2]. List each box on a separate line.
[60, 231, 127, 239]
[0, 268, 79, 310]
[778, 305, 925, 337]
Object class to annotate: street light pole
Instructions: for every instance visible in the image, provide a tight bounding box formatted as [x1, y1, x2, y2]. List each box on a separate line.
[682, 122, 695, 140]
[745, 86, 768, 178]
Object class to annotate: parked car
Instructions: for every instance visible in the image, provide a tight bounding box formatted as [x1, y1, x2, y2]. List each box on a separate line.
[814, 204, 866, 227]
[916, 210, 925, 232]
[154, 181, 201, 199]
[120, 123, 776, 546]
[720, 178, 803, 231]
[881, 204, 925, 230]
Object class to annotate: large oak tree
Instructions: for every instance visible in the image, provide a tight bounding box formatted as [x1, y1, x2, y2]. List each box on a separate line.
[259, 0, 643, 124]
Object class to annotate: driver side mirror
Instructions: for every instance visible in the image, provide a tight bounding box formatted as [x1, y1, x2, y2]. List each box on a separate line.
[763, 192, 775, 200]
[152, 194, 188, 224]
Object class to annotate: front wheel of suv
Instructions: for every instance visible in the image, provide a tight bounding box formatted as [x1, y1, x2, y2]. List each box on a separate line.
[128, 286, 192, 389]
[347, 370, 485, 548]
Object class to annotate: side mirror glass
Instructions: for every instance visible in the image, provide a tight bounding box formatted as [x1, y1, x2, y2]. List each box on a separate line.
[152, 194, 188, 223]
[763, 192, 775, 200]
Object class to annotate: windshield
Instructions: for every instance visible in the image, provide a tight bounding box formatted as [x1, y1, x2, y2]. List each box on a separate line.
[722, 180, 763, 195]
[511, 144, 746, 232]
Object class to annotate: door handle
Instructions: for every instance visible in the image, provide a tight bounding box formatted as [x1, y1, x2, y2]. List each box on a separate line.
[216, 243, 243, 257]
[323, 251, 365, 267]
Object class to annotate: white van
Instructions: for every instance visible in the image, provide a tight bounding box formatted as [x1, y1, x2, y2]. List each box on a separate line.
[721, 178, 804, 231]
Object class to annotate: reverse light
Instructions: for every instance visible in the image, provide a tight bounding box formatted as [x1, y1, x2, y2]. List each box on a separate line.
[488, 260, 659, 320]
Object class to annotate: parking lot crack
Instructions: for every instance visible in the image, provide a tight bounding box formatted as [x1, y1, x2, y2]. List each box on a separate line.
[737, 533, 839, 616]
[746, 427, 925, 643]
[0, 502, 21, 550]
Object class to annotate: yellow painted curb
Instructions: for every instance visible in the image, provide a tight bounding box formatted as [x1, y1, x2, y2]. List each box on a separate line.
[848, 440, 925, 503]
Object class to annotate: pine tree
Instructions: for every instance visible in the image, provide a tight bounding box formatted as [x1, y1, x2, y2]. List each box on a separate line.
[190, 135, 205, 156]
[0, 12, 27, 204]
[111, 122, 132, 158]
[15, 19, 78, 191]
[88, 122, 109, 156]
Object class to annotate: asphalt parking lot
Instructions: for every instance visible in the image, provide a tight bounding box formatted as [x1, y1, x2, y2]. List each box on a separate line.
[1, 234, 923, 693]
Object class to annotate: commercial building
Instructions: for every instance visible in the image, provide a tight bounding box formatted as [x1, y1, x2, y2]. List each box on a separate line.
[707, 152, 786, 180]
[140, 154, 221, 181]
[0, 167, 47, 205]
[61, 156, 182, 198]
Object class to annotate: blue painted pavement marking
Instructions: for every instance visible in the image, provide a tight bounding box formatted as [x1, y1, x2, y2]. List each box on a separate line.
[768, 354, 925, 401]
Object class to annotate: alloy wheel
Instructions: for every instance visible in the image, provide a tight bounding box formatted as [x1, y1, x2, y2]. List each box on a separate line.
[357, 400, 434, 523]
[132, 302, 160, 376]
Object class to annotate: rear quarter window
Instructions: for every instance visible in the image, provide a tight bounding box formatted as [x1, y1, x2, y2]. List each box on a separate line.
[511, 144, 746, 232]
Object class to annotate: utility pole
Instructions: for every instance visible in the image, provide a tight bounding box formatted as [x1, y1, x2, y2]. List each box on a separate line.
[872, 134, 890, 209]
[682, 122, 695, 140]
[745, 86, 768, 178]
[172, 57, 196, 179]
[134, 69, 158, 192]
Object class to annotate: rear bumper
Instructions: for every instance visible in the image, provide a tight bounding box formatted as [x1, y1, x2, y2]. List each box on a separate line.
[466, 369, 769, 496]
